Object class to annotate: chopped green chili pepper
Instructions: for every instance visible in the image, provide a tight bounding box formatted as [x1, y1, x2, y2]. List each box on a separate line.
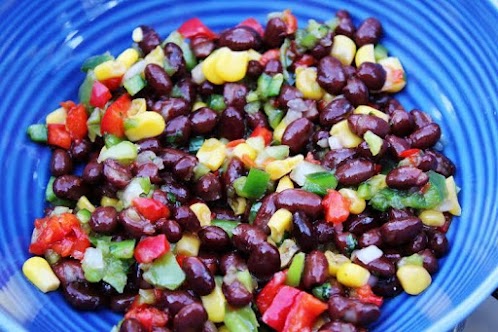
[303, 172, 338, 196]
[312, 282, 333, 301]
[257, 73, 284, 100]
[236, 269, 254, 292]
[87, 108, 102, 142]
[78, 71, 95, 107]
[244, 101, 261, 115]
[76, 209, 92, 224]
[224, 305, 259, 332]
[27, 124, 48, 143]
[246, 91, 259, 103]
[81, 53, 114, 72]
[211, 219, 240, 237]
[123, 74, 146, 96]
[45, 176, 73, 207]
[234, 169, 270, 199]
[104, 134, 124, 148]
[286, 252, 305, 287]
[207, 94, 227, 112]
[110, 239, 136, 259]
[142, 252, 186, 290]
[263, 101, 284, 129]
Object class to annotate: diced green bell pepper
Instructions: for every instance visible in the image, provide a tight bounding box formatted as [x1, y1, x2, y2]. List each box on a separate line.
[286, 252, 305, 287]
[207, 94, 226, 112]
[142, 252, 186, 290]
[79, 71, 95, 107]
[105, 134, 124, 148]
[312, 282, 333, 301]
[257, 73, 284, 100]
[211, 219, 240, 237]
[76, 208, 92, 224]
[123, 74, 146, 96]
[263, 101, 284, 129]
[224, 305, 259, 332]
[98, 141, 138, 164]
[110, 239, 136, 259]
[233, 168, 270, 199]
[27, 124, 48, 143]
[303, 172, 338, 196]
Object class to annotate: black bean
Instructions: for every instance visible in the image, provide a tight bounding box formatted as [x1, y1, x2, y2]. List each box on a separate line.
[232, 224, 267, 253]
[381, 217, 423, 246]
[174, 206, 201, 232]
[246, 60, 264, 78]
[390, 109, 415, 136]
[314, 220, 336, 244]
[154, 98, 190, 122]
[136, 138, 160, 154]
[156, 218, 183, 243]
[119, 207, 155, 238]
[275, 189, 322, 219]
[145, 63, 173, 95]
[246, 111, 270, 130]
[53, 174, 87, 201]
[190, 107, 218, 135]
[322, 148, 357, 170]
[388, 208, 414, 220]
[156, 290, 199, 316]
[223, 83, 248, 110]
[358, 227, 383, 248]
[333, 231, 357, 254]
[222, 158, 247, 191]
[202, 321, 218, 332]
[335, 158, 377, 186]
[408, 123, 441, 149]
[359, 256, 395, 278]
[264, 17, 287, 48]
[164, 42, 186, 78]
[417, 153, 437, 172]
[190, 36, 215, 59]
[355, 18, 383, 46]
[218, 107, 245, 141]
[164, 115, 192, 146]
[418, 249, 439, 274]
[89, 206, 118, 234]
[319, 321, 358, 332]
[411, 109, 433, 129]
[51, 149, 73, 176]
[247, 242, 281, 279]
[103, 159, 132, 189]
[138, 26, 161, 55]
[197, 253, 219, 276]
[356, 139, 388, 160]
[182, 256, 215, 296]
[173, 302, 207, 332]
[199, 226, 230, 252]
[219, 252, 247, 275]
[173, 156, 197, 182]
[317, 56, 347, 95]
[328, 295, 380, 326]
[372, 276, 403, 298]
[278, 85, 303, 109]
[292, 211, 315, 252]
[385, 135, 411, 159]
[319, 97, 354, 127]
[386, 166, 429, 189]
[175, 77, 196, 105]
[343, 77, 369, 107]
[348, 114, 390, 138]
[160, 148, 189, 169]
[302, 250, 328, 289]
[264, 59, 283, 75]
[119, 318, 146, 332]
[426, 150, 456, 177]
[345, 213, 378, 235]
[218, 26, 262, 51]
[69, 138, 93, 162]
[335, 14, 355, 38]
[403, 232, 428, 255]
[222, 280, 253, 307]
[63, 282, 102, 310]
[110, 293, 135, 312]
[356, 62, 386, 91]
[161, 179, 190, 204]
[194, 173, 222, 201]
[135, 163, 162, 184]
[429, 231, 449, 258]
[312, 130, 330, 148]
[52, 259, 85, 285]
[212, 208, 240, 222]
[281, 118, 313, 154]
[253, 193, 278, 234]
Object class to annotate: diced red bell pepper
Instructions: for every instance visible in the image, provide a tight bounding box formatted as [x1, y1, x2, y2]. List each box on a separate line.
[250, 126, 273, 146]
[134, 234, 171, 264]
[100, 76, 123, 91]
[101, 94, 131, 138]
[262, 286, 301, 331]
[132, 197, 170, 222]
[293, 54, 315, 68]
[47, 124, 72, 149]
[90, 80, 112, 108]
[29, 213, 90, 260]
[399, 148, 421, 158]
[124, 305, 169, 331]
[178, 18, 217, 40]
[322, 189, 350, 224]
[260, 49, 280, 66]
[60, 101, 76, 110]
[256, 270, 288, 314]
[66, 104, 88, 140]
[437, 216, 451, 233]
[282, 9, 298, 34]
[226, 139, 246, 148]
[238, 17, 264, 36]
[175, 253, 187, 267]
[282, 292, 328, 332]
[354, 284, 384, 307]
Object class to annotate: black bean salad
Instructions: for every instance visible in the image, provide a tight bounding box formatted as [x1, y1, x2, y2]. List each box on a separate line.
[23, 8, 462, 332]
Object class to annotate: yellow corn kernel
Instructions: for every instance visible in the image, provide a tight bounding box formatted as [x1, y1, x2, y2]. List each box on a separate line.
[94, 60, 127, 81]
[265, 155, 304, 180]
[418, 210, 445, 227]
[339, 188, 366, 214]
[218, 327, 230, 332]
[197, 138, 226, 171]
[397, 265, 432, 295]
[378, 57, 406, 93]
[124, 111, 166, 142]
[144, 45, 165, 66]
[267, 208, 293, 243]
[202, 49, 225, 85]
[215, 48, 249, 82]
[276, 176, 294, 193]
[273, 119, 289, 143]
[295, 67, 324, 100]
[324, 251, 350, 276]
[247, 49, 262, 62]
[437, 176, 461, 216]
[175, 233, 201, 257]
[101, 196, 119, 208]
[192, 101, 207, 111]
[76, 196, 95, 213]
[336, 262, 370, 288]
[201, 283, 226, 323]
[232, 143, 257, 163]
[132, 27, 143, 43]
[354, 105, 390, 122]
[355, 44, 375, 67]
[23, 257, 60, 293]
[46, 107, 67, 124]
[117, 48, 140, 70]
[228, 197, 247, 215]
[127, 98, 147, 117]
[190, 203, 212, 227]
[331, 35, 357, 66]
[245, 136, 265, 152]
[330, 120, 362, 148]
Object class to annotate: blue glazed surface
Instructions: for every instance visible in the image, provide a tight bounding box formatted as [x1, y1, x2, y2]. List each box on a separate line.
[0, 1, 497, 331]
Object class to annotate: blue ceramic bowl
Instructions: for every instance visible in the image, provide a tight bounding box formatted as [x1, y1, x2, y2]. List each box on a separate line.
[0, 1, 497, 331]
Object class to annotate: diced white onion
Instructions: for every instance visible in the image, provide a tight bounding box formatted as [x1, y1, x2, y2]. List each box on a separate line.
[355, 245, 383, 265]
[289, 160, 326, 186]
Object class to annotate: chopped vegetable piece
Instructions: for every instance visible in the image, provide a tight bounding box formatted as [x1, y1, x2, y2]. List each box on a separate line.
[281, 291, 328, 332]
[27, 124, 48, 143]
[23, 257, 60, 293]
[286, 252, 305, 287]
[142, 251, 185, 290]
[262, 286, 301, 331]
[322, 189, 350, 224]
[134, 234, 170, 264]
[303, 172, 338, 196]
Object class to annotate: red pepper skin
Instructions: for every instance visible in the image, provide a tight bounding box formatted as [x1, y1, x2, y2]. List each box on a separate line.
[132, 197, 170, 222]
[66, 104, 88, 140]
[238, 17, 264, 36]
[294, 54, 315, 68]
[134, 234, 171, 264]
[260, 49, 280, 66]
[262, 286, 301, 331]
[90, 80, 112, 108]
[322, 189, 350, 224]
[256, 270, 288, 314]
[29, 213, 90, 260]
[282, 292, 328, 332]
[399, 148, 421, 158]
[250, 126, 273, 146]
[124, 305, 169, 331]
[60, 101, 76, 110]
[178, 18, 217, 40]
[100, 76, 123, 91]
[47, 124, 72, 149]
[282, 10, 298, 34]
[100, 93, 131, 138]
[355, 284, 384, 307]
